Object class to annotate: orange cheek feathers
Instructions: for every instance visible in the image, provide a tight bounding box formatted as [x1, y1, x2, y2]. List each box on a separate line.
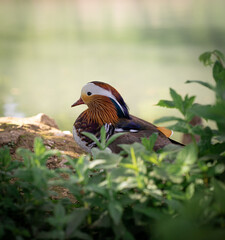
[81, 93, 97, 105]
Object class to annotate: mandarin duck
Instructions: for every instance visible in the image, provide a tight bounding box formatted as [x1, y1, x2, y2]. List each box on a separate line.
[72, 81, 183, 153]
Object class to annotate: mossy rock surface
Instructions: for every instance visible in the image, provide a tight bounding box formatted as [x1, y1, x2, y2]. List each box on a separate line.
[0, 113, 84, 169]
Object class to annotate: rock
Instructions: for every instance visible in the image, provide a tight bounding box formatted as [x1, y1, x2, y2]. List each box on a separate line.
[29, 113, 59, 129]
[0, 113, 84, 169]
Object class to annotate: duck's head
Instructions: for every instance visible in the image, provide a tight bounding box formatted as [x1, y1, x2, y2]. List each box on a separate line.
[71, 81, 130, 123]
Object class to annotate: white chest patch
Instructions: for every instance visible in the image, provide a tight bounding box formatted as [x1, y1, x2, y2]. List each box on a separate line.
[72, 126, 92, 153]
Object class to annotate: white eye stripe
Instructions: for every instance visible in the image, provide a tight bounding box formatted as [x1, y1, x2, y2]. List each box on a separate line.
[82, 83, 125, 114]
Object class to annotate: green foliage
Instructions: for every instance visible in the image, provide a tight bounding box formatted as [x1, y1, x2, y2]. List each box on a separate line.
[0, 139, 89, 240]
[82, 126, 124, 150]
[199, 50, 225, 66]
[156, 88, 196, 136]
[1, 50, 225, 239]
[156, 49, 225, 140]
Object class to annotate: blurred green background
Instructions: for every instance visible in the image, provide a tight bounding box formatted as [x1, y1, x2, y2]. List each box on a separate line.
[1, 0, 225, 136]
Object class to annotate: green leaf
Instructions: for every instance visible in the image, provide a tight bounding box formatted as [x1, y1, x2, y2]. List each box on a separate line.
[185, 183, 195, 200]
[176, 143, 198, 166]
[65, 155, 79, 169]
[143, 152, 159, 165]
[119, 163, 138, 171]
[170, 88, 184, 114]
[47, 204, 68, 229]
[106, 132, 125, 147]
[185, 80, 215, 91]
[90, 151, 122, 169]
[154, 116, 184, 124]
[214, 164, 225, 175]
[130, 147, 137, 168]
[82, 127, 124, 150]
[40, 149, 60, 166]
[75, 155, 90, 182]
[54, 203, 66, 219]
[100, 126, 106, 149]
[213, 179, 225, 213]
[34, 137, 46, 156]
[141, 133, 158, 152]
[91, 147, 112, 158]
[123, 230, 135, 240]
[168, 185, 186, 200]
[199, 50, 224, 67]
[213, 49, 225, 62]
[213, 61, 225, 83]
[165, 144, 198, 181]
[82, 131, 102, 149]
[67, 230, 92, 240]
[184, 95, 195, 107]
[199, 51, 214, 66]
[108, 201, 123, 225]
[16, 148, 33, 167]
[191, 103, 225, 127]
[167, 122, 189, 134]
[37, 230, 65, 239]
[0, 146, 11, 167]
[156, 100, 175, 108]
[183, 95, 195, 117]
[134, 206, 164, 220]
[86, 184, 107, 196]
[116, 177, 138, 191]
[89, 159, 107, 169]
[119, 142, 145, 155]
[89, 158, 119, 169]
[66, 208, 89, 237]
[92, 211, 111, 228]
[213, 61, 225, 101]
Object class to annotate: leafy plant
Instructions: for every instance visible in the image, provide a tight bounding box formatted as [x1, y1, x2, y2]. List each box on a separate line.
[82, 125, 124, 150]
[0, 138, 89, 240]
[1, 50, 225, 240]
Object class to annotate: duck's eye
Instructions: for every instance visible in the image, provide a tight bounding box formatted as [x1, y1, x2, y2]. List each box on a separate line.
[87, 91, 92, 96]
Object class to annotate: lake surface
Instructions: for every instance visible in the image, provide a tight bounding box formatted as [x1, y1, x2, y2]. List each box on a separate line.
[0, 0, 224, 140]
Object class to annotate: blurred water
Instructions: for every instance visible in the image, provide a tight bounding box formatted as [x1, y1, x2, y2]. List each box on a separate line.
[3, 97, 25, 118]
[0, 0, 225, 136]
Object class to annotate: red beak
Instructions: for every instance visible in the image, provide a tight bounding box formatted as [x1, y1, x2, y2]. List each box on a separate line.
[71, 97, 84, 107]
